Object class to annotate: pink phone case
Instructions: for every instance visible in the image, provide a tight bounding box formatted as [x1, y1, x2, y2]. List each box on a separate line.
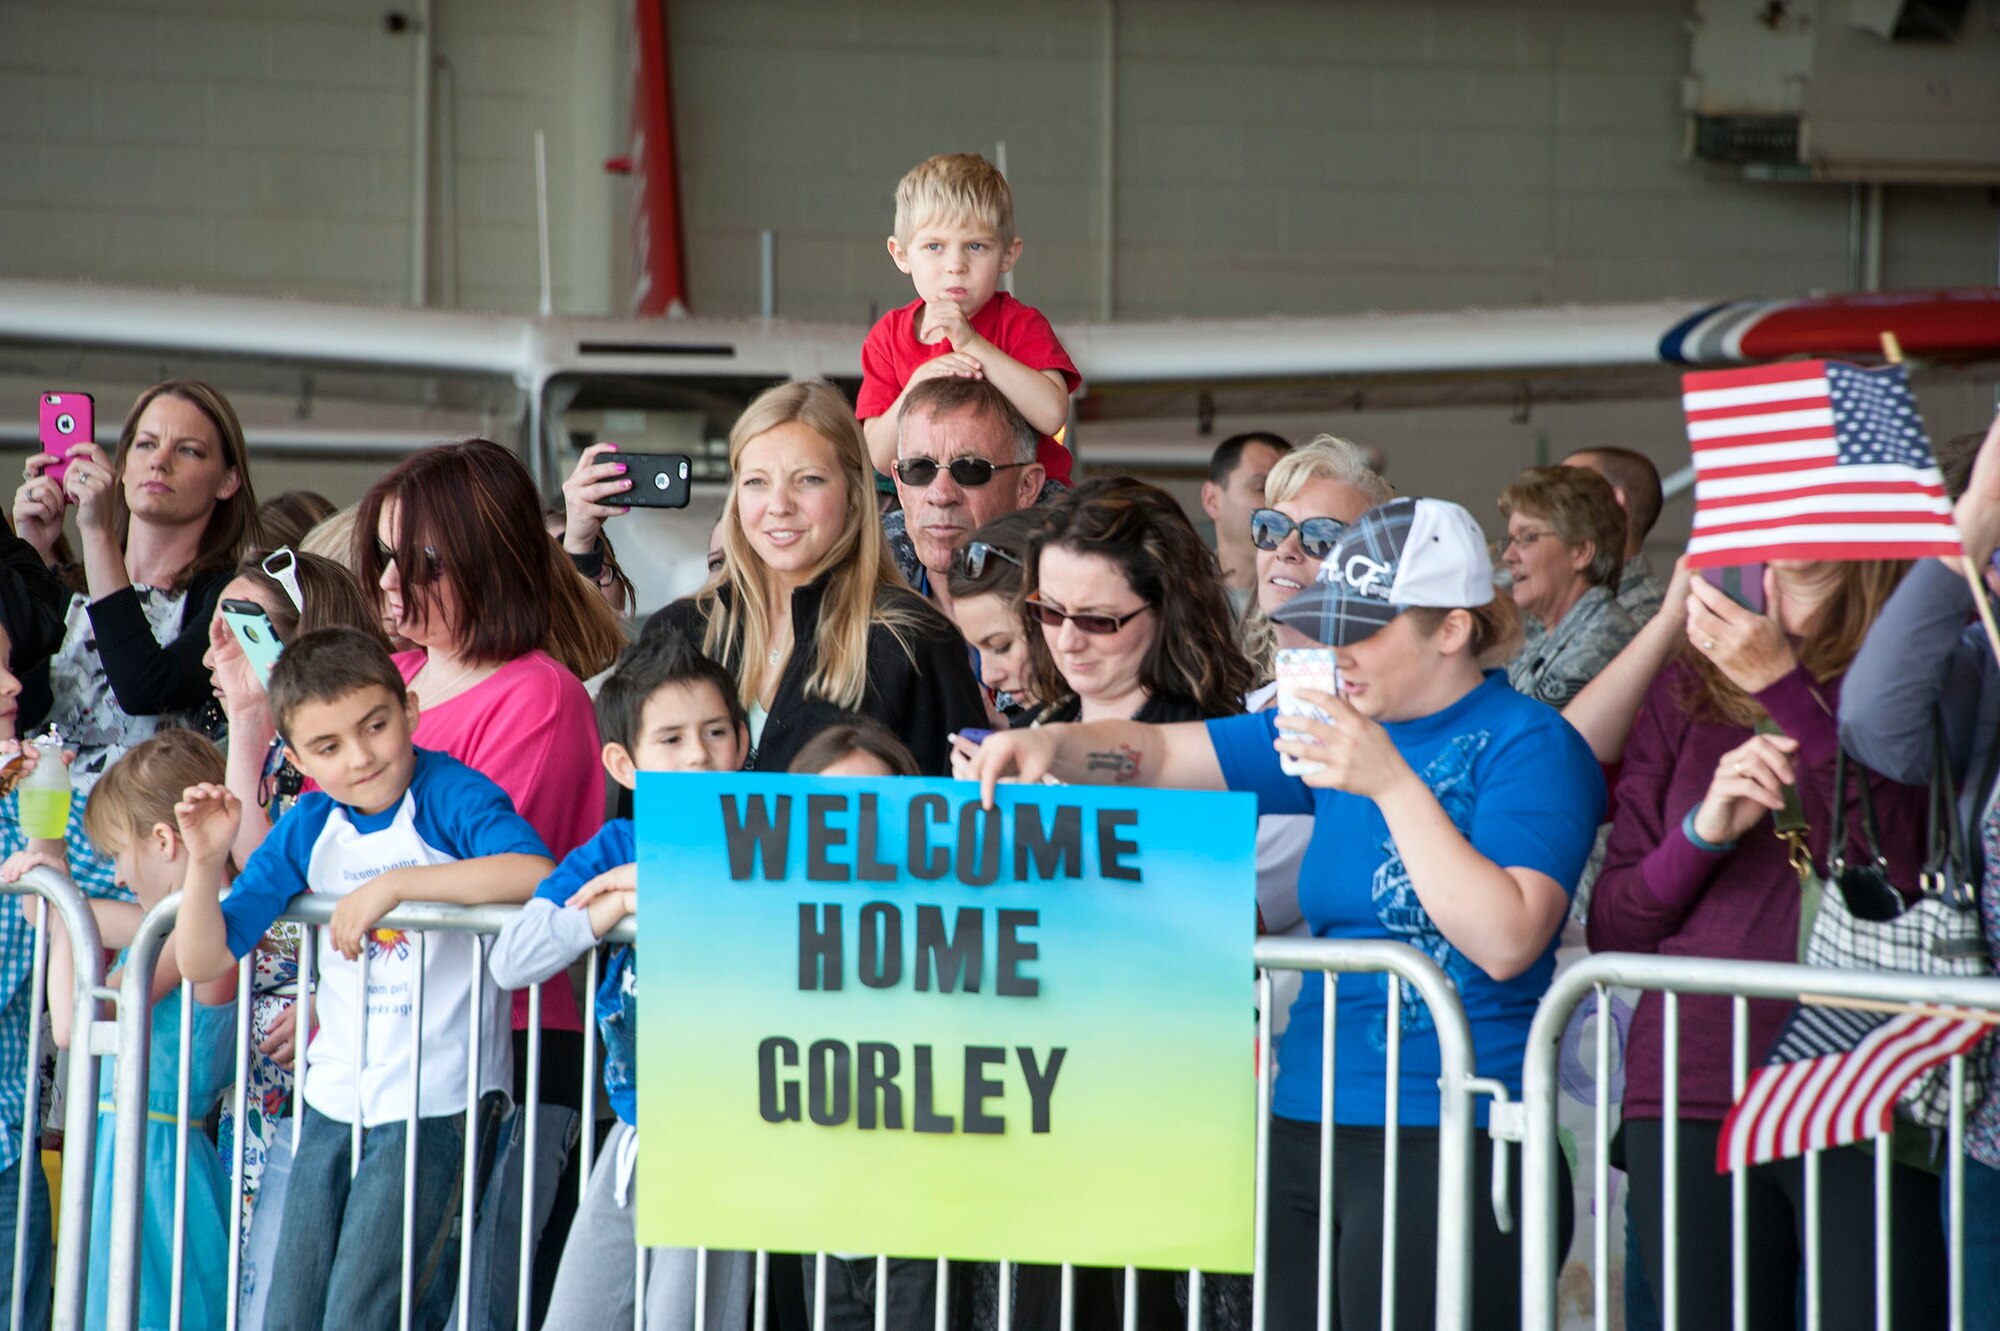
[38, 392, 94, 492]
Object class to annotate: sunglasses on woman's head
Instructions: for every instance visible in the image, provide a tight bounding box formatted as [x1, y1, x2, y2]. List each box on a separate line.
[1023, 595, 1151, 636]
[1250, 509, 1349, 560]
[372, 536, 444, 579]
[891, 456, 1032, 489]
[954, 540, 1024, 581]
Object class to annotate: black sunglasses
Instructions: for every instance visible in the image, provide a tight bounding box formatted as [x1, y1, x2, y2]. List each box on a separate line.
[1250, 508, 1349, 560]
[373, 536, 445, 579]
[892, 456, 1033, 489]
[1024, 595, 1151, 636]
[953, 540, 1024, 581]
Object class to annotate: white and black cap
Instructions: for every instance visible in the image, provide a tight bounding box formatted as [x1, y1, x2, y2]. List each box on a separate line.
[1269, 497, 1495, 647]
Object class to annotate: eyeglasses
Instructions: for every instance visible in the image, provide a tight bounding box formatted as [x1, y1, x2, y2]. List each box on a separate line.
[1498, 528, 1558, 554]
[1024, 595, 1151, 636]
[953, 540, 1024, 581]
[261, 547, 304, 614]
[1249, 509, 1349, 560]
[373, 536, 444, 579]
[891, 456, 1033, 489]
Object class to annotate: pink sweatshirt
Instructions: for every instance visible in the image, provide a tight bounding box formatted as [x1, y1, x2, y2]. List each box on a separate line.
[398, 649, 604, 1033]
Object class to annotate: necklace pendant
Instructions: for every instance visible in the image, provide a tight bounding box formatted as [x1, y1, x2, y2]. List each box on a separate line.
[767, 648, 782, 666]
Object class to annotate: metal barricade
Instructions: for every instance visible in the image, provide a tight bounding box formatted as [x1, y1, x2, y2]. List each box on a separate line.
[101, 892, 635, 1331]
[0, 866, 107, 1331]
[98, 905, 1496, 1330]
[1519, 952, 2000, 1331]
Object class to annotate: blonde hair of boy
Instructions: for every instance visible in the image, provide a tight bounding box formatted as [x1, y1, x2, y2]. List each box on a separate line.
[894, 153, 1015, 243]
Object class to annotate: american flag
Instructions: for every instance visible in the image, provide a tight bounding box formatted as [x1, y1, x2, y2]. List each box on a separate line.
[1682, 360, 1962, 569]
[1715, 1002, 1988, 1172]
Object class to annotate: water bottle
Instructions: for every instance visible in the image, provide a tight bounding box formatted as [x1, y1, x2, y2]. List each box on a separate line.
[19, 729, 72, 840]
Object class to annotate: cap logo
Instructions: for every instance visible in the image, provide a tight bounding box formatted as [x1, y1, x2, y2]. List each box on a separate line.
[1342, 554, 1393, 599]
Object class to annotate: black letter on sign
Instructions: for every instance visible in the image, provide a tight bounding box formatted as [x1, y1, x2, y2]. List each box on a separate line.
[913, 1045, 955, 1133]
[807, 1040, 851, 1126]
[855, 793, 897, 882]
[722, 794, 791, 880]
[857, 901, 903, 989]
[1014, 803, 1082, 881]
[915, 905, 982, 994]
[908, 795, 951, 881]
[805, 794, 850, 882]
[963, 1046, 1006, 1135]
[1018, 1047, 1066, 1133]
[798, 903, 841, 991]
[996, 909, 1040, 997]
[857, 1042, 903, 1129]
[955, 801, 1001, 886]
[1097, 808, 1141, 882]
[758, 1037, 800, 1123]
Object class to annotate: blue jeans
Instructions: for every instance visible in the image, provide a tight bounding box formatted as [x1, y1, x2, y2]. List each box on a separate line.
[0, 1153, 51, 1331]
[1952, 1155, 2000, 1331]
[263, 1099, 505, 1331]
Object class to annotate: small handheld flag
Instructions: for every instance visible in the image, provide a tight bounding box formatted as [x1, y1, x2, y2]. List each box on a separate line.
[1715, 1001, 1988, 1172]
[1681, 360, 1961, 569]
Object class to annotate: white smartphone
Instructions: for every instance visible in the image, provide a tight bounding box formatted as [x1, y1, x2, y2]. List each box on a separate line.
[1275, 648, 1341, 777]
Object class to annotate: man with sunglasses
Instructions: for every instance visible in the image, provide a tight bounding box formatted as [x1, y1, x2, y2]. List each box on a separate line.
[882, 377, 1050, 618]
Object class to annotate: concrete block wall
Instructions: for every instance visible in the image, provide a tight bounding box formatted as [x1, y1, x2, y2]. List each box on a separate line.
[0, 0, 618, 313]
[669, 0, 2000, 324]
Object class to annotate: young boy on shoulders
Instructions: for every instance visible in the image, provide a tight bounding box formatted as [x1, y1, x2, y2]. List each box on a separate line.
[172, 626, 554, 1331]
[859, 152, 1082, 484]
[490, 634, 753, 1328]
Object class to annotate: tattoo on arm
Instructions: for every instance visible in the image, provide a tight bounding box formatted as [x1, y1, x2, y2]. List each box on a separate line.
[1084, 745, 1141, 782]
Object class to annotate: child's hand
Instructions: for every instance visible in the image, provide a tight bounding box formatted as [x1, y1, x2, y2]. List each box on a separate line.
[919, 298, 977, 351]
[174, 784, 242, 867]
[564, 862, 637, 908]
[6, 850, 70, 924]
[258, 1003, 298, 1070]
[907, 351, 984, 387]
[330, 877, 401, 961]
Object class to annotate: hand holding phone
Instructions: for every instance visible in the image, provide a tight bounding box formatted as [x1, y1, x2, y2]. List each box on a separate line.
[220, 600, 285, 689]
[615, 453, 693, 509]
[1275, 648, 1341, 776]
[37, 393, 94, 496]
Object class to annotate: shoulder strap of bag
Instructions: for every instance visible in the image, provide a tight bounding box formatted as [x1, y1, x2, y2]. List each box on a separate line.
[1931, 708, 1981, 909]
[1757, 717, 1815, 882]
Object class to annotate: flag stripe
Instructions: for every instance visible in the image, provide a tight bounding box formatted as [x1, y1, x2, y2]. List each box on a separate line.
[1690, 440, 1838, 470]
[1692, 495, 1952, 529]
[1688, 408, 1836, 442]
[1683, 376, 1831, 413]
[1688, 522, 1962, 555]
[1695, 464, 1947, 500]
[1684, 359, 1830, 393]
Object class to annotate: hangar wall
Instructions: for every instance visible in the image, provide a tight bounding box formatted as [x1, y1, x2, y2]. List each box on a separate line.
[4, 0, 1996, 324]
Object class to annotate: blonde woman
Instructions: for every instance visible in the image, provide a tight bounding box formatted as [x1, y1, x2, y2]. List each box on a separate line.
[644, 379, 984, 774]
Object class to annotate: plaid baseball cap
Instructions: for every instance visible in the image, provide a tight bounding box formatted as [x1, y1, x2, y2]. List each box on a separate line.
[1269, 497, 1495, 647]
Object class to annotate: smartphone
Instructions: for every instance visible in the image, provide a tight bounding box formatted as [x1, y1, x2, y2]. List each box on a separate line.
[38, 392, 94, 493]
[1275, 647, 1341, 777]
[618, 452, 693, 509]
[1714, 562, 1766, 614]
[221, 599, 285, 688]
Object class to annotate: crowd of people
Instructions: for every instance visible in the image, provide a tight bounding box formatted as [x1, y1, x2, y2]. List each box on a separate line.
[0, 148, 1990, 1331]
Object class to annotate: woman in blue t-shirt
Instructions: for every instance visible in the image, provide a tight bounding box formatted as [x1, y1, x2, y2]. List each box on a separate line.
[958, 497, 1604, 1330]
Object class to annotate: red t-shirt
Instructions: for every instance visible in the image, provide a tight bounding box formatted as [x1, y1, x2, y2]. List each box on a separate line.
[858, 293, 1083, 485]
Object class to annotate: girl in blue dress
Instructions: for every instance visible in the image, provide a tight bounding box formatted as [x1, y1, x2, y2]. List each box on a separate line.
[21, 730, 238, 1331]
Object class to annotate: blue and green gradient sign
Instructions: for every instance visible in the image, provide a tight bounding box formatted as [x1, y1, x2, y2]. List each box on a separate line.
[635, 772, 1258, 1270]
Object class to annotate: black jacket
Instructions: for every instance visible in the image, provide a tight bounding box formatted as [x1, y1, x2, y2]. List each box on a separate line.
[88, 567, 234, 717]
[644, 572, 986, 776]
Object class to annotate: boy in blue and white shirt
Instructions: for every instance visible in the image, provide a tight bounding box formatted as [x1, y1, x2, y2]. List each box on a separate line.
[174, 627, 552, 1331]
[490, 634, 751, 1330]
